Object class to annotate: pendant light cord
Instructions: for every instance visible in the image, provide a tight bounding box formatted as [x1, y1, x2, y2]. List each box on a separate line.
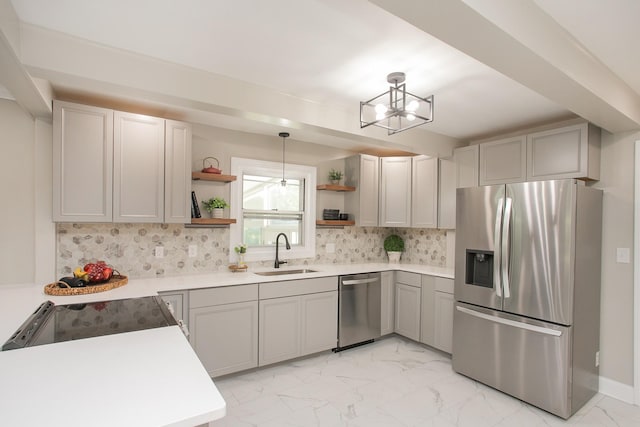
[279, 132, 289, 186]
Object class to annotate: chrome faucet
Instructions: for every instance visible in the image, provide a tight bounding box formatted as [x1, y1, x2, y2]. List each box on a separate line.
[274, 233, 291, 268]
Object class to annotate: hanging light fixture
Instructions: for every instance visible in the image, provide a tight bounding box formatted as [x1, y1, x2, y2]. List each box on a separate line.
[279, 132, 289, 187]
[360, 72, 434, 135]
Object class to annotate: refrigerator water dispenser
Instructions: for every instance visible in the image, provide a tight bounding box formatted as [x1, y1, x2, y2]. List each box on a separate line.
[465, 250, 493, 288]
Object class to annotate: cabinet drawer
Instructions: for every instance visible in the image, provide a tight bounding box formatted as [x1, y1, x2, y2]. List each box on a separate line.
[260, 276, 337, 299]
[434, 277, 454, 294]
[190, 284, 258, 308]
[396, 271, 421, 287]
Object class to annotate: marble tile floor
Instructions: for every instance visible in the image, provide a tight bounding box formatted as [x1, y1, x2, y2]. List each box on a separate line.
[211, 336, 640, 426]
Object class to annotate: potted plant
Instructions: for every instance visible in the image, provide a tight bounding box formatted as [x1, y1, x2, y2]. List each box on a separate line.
[202, 197, 228, 218]
[234, 243, 247, 266]
[328, 169, 343, 185]
[384, 234, 404, 263]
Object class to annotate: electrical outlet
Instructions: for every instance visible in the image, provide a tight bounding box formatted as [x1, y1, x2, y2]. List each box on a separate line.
[595, 351, 600, 367]
[326, 243, 335, 254]
[188, 245, 197, 258]
[616, 248, 630, 263]
[155, 246, 164, 258]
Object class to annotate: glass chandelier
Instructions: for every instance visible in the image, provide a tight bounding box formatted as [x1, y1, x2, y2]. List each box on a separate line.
[360, 72, 434, 135]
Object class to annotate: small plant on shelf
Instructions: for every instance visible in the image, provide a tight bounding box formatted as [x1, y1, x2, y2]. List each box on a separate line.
[328, 169, 343, 184]
[202, 197, 229, 218]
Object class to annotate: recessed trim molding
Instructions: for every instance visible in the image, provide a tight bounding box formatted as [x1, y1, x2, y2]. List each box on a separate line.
[633, 140, 640, 405]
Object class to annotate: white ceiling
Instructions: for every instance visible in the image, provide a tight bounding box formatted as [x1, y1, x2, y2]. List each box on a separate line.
[6, 0, 640, 151]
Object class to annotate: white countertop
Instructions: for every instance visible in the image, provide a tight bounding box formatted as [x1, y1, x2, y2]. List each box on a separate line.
[0, 262, 452, 426]
[0, 263, 453, 342]
[0, 326, 225, 427]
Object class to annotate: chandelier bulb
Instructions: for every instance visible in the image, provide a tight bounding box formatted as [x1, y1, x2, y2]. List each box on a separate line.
[407, 100, 420, 112]
[375, 104, 388, 114]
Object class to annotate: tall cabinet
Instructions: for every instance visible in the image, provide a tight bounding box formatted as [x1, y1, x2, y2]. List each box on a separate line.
[113, 112, 165, 222]
[411, 155, 438, 228]
[379, 157, 412, 227]
[53, 102, 114, 222]
[344, 154, 379, 226]
[53, 100, 192, 223]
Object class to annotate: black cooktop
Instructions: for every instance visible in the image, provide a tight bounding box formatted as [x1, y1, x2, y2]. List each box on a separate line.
[2, 296, 178, 350]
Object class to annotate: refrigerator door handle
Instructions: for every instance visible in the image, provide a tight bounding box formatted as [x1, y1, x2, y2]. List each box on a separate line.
[502, 197, 512, 298]
[494, 197, 504, 297]
[456, 306, 562, 337]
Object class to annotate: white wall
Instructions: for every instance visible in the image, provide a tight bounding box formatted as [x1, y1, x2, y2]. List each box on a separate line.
[0, 99, 35, 283]
[593, 129, 639, 387]
[191, 124, 354, 216]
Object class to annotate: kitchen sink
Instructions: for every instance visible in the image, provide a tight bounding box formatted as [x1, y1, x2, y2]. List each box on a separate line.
[254, 269, 317, 276]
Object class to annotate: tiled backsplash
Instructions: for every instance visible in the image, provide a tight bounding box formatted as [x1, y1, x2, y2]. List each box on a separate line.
[57, 223, 448, 279]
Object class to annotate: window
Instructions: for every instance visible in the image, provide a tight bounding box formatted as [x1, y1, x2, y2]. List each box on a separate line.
[230, 158, 316, 262]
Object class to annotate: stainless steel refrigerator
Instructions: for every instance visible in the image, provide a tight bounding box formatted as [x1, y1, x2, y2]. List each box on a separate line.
[452, 179, 602, 419]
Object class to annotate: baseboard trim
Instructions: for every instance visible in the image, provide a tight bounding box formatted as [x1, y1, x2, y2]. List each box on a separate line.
[599, 375, 635, 404]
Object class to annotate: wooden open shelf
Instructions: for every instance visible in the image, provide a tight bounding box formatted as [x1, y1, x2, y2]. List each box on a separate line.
[316, 184, 356, 192]
[316, 220, 355, 226]
[192, 172, 237, 182]
[191, 218, 237, 225]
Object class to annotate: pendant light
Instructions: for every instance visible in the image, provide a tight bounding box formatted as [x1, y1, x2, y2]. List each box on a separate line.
[279, 132, 289, 187]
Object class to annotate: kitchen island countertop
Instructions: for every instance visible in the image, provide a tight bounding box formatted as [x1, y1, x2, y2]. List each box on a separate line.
[0, 326, 225, 427]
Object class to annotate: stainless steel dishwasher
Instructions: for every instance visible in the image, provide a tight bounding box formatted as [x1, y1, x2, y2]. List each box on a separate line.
[337, 273, 381, 351]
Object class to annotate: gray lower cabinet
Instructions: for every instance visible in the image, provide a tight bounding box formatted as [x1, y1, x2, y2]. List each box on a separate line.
[420, 276, 454, 353]
[259, 277, 338, 367]
[300, 291, 339, 355]
[420, 275, 435, 346]
[380, 271, 395, 335]
[394, 272, 421, 341]
[189, 285, 259, 378]
[433, 290, 454, 353]
[158, 290, 189, 327]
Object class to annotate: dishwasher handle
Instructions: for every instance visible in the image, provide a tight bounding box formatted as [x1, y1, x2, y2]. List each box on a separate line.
[341, 278, 379, 286]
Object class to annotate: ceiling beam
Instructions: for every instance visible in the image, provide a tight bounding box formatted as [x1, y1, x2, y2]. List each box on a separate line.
[19, 23, 461, 157]
[0, 0, 51, 118]
[370, 0, 640, 133]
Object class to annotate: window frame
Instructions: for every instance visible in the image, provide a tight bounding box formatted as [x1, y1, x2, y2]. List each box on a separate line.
[230, 157, 316, 263]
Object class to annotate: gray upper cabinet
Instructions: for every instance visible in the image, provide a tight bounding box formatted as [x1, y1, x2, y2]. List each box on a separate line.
[113, 112, 165, 223]
[344, 154, 379, 226]
[379, 156, 412, 227]
[164, 120, 193, 224]
[411, 155, 438, 228]
[527, 122, 600, 181]
[53, 101, 114, 222]
[53, 100, 192, 223]
[479, 135, 527, 185]
[437, 157, 456, 229]
[454, 145, 479, 188]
